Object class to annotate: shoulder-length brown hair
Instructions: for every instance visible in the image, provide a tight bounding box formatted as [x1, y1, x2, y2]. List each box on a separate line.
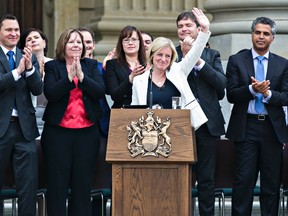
[55, 28, 86, 61]
[115, 25, 146, 67]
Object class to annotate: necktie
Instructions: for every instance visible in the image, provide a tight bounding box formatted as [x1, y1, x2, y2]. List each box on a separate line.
[255, 56, 265, 113]
[7, 50, 15, 70]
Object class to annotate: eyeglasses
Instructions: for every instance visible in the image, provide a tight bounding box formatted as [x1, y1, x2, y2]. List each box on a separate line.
[122, 38, 139, 44]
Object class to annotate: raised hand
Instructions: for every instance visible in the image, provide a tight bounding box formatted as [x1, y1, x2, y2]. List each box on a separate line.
[192, 7, 210, 33]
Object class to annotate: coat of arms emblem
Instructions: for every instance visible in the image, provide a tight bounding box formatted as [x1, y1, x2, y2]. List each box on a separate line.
[126, 111, 172, 158]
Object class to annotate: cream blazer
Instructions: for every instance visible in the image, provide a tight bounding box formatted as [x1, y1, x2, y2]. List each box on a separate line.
[131, 31, 210, 130]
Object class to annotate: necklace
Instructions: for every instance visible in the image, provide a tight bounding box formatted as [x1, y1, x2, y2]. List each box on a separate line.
[153, 78, 165, 87]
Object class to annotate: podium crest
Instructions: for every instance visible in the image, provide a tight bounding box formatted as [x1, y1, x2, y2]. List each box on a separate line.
[126, 111, 172, 158]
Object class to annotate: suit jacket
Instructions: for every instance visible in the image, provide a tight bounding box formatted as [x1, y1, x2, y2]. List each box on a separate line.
[104, 58, 133, 108]
[132, 31, 210, 130]
[176, 46, 226, 136]
[226, 49, 288, 143]
[43, 58, 105, 125]
[0, 47, 42, 141]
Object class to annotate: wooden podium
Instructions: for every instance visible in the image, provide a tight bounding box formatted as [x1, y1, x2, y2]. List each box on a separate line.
[106, 109, 196, 216]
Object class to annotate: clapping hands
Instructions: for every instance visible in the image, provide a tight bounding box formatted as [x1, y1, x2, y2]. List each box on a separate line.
[68, 54, 84, 82]
[251, 76, 270, 98]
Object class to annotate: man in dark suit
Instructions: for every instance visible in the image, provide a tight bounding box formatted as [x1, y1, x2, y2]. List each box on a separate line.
[0, 14, 42, 215]
[226, 17, 288, 215]
[176, 11, 226, 216]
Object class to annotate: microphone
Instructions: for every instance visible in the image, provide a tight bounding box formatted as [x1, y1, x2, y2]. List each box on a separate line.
[149, 68, 153, 109]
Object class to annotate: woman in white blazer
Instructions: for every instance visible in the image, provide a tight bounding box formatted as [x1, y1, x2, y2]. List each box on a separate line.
[131, 7, 210, 130]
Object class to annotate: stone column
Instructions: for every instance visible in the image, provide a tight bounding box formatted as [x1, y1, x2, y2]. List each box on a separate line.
[43, 0, 79, 57]
[88, 0, 198, 60]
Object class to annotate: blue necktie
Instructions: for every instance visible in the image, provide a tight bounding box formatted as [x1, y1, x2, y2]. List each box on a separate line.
[255, 56, 265, 113]
[7, 50, 15, 70]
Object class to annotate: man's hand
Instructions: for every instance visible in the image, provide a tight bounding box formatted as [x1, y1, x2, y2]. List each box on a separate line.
[251, 76, 270, 97]
[22, 47, 33, 70]
[180, 36, 194, 57]
[16, 58, 26, 75]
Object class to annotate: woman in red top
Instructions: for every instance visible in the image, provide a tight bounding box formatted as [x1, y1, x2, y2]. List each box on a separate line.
[41, 28, 105, 216]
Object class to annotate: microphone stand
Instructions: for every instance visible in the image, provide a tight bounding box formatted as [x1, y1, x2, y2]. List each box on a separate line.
[149, 68, 153, 109]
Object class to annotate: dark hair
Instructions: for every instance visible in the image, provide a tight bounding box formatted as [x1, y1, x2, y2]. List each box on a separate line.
[78, 26, 96, 43]
[176, 11, 199, 27]
[0, 14, 18, 29]
[251, 17, 276, 35]
[141, 31, 154, 42]
[115, 25, 146, 67]
[18, 28, 49, 55]
[55, 28, 86, 61]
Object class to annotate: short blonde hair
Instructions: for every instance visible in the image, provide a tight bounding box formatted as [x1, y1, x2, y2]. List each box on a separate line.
[146, 37, 178, 71]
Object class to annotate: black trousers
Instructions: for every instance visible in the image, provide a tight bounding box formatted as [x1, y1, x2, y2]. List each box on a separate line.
[41, 123, 100, 216]
[193, 124, 218, 216]
[0, 121, 38, 216]
[232, 117, 282, 216]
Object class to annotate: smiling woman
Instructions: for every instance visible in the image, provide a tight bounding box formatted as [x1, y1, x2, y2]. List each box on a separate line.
[104, 25, 147, 108]
[41, 28, 105, 216]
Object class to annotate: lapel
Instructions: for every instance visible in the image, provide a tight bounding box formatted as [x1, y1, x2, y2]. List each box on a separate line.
[59, 60, 69, 79]
[120, 64, 131, 81]
[0, 47, 11, 73]
[15, 48, 22, 68]
[243, 50, 254, 83]
[138, 70, 150, 104]
[266, 53, 276, 81]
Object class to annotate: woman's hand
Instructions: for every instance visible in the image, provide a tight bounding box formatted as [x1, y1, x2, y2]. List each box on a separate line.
[192, 7, 210, 33]
[129, 63, 146, 83]
[75, 56, 84, 82]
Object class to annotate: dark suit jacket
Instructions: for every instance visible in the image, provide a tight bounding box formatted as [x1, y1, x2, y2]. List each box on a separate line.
[0, 47, 42, 141]
[104, 59, 133, 108]
[43, 58, 105, 125]
[226, 49, 288, 143]
[176, 46, 226, 136]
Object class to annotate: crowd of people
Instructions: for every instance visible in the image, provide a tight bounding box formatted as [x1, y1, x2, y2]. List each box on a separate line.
[0, 6, 287, 216]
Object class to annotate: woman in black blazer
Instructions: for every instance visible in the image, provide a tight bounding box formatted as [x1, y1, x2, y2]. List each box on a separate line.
[104, 25, 147, 108]
[41, 28, 105, 216]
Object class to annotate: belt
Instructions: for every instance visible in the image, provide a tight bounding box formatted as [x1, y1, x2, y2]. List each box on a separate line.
[10, 116, 19, 121]
[247, 114, 269, 121]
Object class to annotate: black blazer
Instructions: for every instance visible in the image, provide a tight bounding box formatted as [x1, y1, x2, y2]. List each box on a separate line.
[226, 49, 288, 143]
[43, 58, 105, 125]
[176, 46, 226, 136]
[0, 47, 42, 141]
[104, 59, 133, 108]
